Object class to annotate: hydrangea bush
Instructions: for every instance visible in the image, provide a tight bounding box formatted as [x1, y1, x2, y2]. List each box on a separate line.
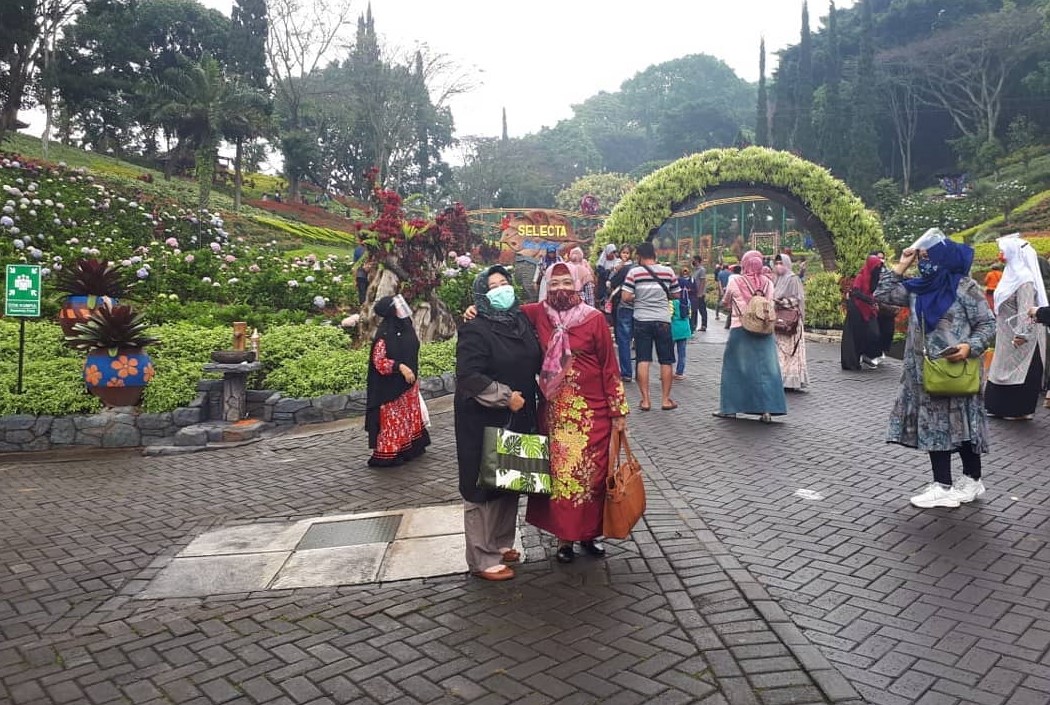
[0, 154, 359, 315]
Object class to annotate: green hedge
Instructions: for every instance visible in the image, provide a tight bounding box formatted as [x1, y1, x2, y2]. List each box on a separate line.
[950, 188, 1050, 242]
[254, 215, 358, 245]
[0, 319, 458, 417]
[804, 272, 845, 330]
[599, 147, 886, 275]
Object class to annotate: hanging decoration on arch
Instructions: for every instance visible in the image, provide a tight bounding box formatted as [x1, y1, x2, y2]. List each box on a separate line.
[579, 194, 600, 216]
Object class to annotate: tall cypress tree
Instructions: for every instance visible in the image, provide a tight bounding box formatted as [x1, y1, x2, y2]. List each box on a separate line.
[821, 1, 848, 175]
[228, 0, 268, 89]
[848, 0, 881, 202]
[414, 50, 430, 197]
[771, 57, 797, 151]
[794, 1, 816, 157]
[501, 107, 509, 142]
[756, 39, 769, 147]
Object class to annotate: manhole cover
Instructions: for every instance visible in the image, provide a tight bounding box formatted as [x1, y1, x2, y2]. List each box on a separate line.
[297, 515, 403, 550]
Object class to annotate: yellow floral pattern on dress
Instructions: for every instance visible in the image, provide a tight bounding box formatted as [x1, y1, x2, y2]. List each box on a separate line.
[608, 379, 629, 417]
[546, 368, 597, 505]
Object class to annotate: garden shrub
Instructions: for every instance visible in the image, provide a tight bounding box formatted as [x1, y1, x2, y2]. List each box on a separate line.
[804, 272, 845, 330]
[0, 357, 102, 416]
[263, 349, 369, 399]
[0, 318, 459, 417]
[259, 324, 350, 375]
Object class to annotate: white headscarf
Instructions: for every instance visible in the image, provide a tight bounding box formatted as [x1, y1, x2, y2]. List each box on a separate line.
[994, 234, 1049, 314]
[598, 244, 619, 271]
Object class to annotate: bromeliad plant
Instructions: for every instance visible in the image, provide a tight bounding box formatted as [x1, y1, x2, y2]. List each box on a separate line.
[54, 258, 134, 335]
[66, 301, 160, 407]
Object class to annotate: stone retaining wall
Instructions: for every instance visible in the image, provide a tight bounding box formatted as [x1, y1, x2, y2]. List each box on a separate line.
[0, 372, 456, 454]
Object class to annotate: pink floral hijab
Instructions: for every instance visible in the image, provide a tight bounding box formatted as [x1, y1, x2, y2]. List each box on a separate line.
[539, 263, 600, 398]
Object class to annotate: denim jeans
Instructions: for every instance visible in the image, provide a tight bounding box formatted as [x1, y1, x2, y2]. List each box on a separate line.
[675, 339, 687, 375]
[615, 306, 634, 378]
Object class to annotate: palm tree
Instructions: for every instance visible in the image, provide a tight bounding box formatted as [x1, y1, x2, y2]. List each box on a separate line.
[222, 83, 271, 211]
[144, 54, 269, 213]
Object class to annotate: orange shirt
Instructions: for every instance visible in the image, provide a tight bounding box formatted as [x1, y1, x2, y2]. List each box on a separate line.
[984, 270, 1002, 292]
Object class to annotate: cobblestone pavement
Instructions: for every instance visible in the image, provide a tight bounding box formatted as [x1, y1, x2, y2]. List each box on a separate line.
[643, 325, 1050, 705]
[4, 324, 1047, 705]
[1, 394, 853, 704]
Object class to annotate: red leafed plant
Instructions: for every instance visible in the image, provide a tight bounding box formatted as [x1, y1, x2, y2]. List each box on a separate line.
[359, 170, 475, 302]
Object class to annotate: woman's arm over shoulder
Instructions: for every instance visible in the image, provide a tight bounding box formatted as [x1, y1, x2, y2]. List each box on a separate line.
[520, 302, 543, 326]
[874, 269, 909, 307]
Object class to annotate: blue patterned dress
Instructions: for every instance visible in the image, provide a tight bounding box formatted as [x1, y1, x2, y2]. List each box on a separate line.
[874, 272, 996, 452]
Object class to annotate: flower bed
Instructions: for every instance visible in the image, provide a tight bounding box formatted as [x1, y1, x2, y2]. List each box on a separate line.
[0, 319, 457, 418]
[0, 154, 359, 315]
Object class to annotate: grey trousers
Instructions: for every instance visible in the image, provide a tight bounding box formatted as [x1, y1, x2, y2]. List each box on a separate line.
[463, 495, 519, 573]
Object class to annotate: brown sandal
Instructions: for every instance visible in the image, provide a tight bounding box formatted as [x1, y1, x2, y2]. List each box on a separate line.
[473, 566, 515, 581]
[501, 549, 521, 563]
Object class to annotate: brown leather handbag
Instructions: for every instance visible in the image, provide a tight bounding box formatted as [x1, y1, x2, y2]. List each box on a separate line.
[603, 429, 646, 539]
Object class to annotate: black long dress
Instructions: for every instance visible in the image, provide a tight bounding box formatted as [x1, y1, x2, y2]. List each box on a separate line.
[454, 314, 544, 504]
[841, 291, 882, 370]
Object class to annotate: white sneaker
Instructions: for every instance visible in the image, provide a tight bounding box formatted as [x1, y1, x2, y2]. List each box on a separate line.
[951, 476, 986, 503]
[861, 355, 881, 368]
[910, 483, 960, 508]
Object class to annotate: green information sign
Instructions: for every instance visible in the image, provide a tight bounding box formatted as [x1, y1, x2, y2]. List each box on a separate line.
[5, 264, 42, 317]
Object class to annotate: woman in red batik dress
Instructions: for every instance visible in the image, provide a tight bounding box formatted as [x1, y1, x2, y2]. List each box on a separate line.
[521, 262, 630, 563]
[365, 295, 431, 467]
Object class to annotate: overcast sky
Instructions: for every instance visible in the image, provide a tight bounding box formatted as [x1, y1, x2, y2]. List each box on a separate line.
[197, 0, 858, 139]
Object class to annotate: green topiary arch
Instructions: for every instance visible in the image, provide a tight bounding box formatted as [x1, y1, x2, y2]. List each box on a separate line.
[599, 147, 886, 274]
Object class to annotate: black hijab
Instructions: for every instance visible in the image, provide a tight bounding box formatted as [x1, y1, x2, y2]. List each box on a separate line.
[473, 265, 532, 338]
[366, 296, 420, 446]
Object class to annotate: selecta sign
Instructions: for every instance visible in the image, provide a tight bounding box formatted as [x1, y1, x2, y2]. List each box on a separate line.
[5, 264, 42, 317]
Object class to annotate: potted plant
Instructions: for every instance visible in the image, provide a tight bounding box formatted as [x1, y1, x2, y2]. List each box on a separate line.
[54, 259, 131, 336]
[66, 301, 159, 407]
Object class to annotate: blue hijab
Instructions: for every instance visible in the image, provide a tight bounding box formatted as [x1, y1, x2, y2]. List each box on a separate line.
[902, 239, 974, 332]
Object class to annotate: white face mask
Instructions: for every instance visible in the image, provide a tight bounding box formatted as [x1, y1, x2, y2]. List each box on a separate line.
[392, 295, 412, 319]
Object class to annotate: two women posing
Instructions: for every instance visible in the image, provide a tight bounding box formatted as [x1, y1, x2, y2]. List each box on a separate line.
[455, 263, 628, 580]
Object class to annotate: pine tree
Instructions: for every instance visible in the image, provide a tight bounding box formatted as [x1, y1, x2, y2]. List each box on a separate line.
[794, 1, 816, 157]
[228, 0, 269, 90]
[848, 0, 881, 202]
[756, 39, 769, 147]
[821, 1, 848, 175]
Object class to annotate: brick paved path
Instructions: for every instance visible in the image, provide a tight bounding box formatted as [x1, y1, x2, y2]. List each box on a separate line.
[1, 397, 852, 704]
[4, 325, 1047, 705]
[637, 325, 1050, 705]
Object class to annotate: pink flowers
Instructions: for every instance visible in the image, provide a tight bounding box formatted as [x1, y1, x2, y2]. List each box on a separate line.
[455, 254, 473, 268]
[209, 242, 222, 253]
[184, 254, 195, 263]
[224, 254, 237, 263]
[165, 237, 179, 248]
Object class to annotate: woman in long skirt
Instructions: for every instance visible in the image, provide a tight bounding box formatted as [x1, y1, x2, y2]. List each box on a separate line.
[841, 255, 884, 370]
[713, 250, 787, 423]
[521, 263, 629, 563]
[773, 253, 809, 390]
[986, 236, 1048, 420]
[365, 295, 430, 466]
[874, 233, 996, 508]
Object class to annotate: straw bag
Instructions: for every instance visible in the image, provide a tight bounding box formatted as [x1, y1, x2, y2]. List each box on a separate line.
[603, 429, 646, 539]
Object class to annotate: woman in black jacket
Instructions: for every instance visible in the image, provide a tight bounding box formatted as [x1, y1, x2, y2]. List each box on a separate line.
[455, 265, 543, 581]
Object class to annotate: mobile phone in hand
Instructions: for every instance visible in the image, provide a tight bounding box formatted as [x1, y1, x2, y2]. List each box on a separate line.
[938, 346, 960, 357]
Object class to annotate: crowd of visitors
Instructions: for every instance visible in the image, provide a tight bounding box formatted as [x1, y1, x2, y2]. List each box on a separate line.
[357, 228, 1050, 579]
